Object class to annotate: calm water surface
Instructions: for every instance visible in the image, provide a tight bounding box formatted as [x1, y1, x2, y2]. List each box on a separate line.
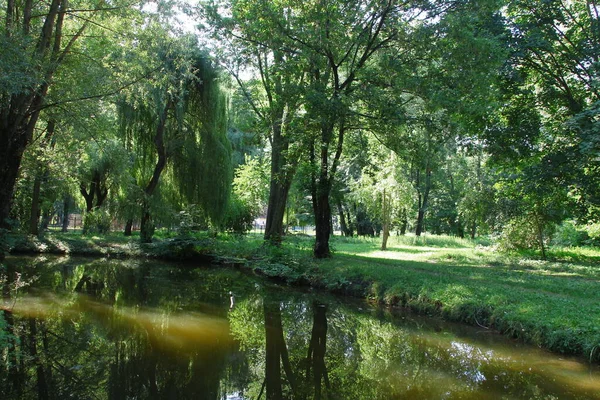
[1, 256, 599, 399]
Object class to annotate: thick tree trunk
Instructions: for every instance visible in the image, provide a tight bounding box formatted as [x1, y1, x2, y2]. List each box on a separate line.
[264, 181, 292, 245]
[80, 182, 95, 213]
[0, 127, 28, 230]
[415, 209, 425, 236]
[313, 189, 332, 258]
[140, 204, 153, 244]
[264, 109, 295, 245]
[311, 121, 344, 259]
[0, 0, 74, 231]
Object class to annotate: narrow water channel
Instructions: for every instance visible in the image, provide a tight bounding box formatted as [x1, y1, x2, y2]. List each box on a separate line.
[1, 256, 599, 399]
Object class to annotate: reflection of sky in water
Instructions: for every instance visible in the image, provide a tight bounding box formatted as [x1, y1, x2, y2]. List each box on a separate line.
[450, 341, 488, 384]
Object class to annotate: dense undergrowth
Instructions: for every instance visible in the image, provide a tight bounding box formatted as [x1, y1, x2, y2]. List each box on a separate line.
[4, 230, 600, 363]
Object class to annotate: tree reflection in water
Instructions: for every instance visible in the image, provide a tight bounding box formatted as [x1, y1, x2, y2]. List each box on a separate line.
[1, 256, 600, 400]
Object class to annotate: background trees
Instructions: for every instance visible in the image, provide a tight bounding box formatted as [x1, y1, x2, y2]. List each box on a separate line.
[1, 0, 598, 257]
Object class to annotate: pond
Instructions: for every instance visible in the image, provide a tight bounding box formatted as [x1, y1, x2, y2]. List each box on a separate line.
[1, 256, 599, 399]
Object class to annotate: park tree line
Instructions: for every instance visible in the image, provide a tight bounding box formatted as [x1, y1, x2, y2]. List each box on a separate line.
[1, 0, 599, 258]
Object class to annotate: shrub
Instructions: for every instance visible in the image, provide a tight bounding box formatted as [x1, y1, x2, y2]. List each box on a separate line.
[223, 195, 255, 234]
[551, 220, 588, 247]
[82, 209, 112, 234]
[497, 216, 554, 252]
[584, 222, 600, 246]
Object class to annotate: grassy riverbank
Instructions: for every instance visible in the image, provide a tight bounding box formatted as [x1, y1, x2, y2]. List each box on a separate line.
[5, 231, 600, 362]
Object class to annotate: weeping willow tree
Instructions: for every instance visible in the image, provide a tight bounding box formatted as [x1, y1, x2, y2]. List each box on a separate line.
[118, 41, 232, 242]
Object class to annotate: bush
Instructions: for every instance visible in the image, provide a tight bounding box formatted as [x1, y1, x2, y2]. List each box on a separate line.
[223, 195, 255, 234]
[584, 222, 600, 246]
[497, 216, 553, 252]
[82, 209, 112, 234]
[175, 204, 208, 237]
[551, 220, 588, 247]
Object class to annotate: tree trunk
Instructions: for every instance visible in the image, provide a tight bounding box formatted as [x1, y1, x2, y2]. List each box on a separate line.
[470, 222, 476, 239]
[310, 121, 341, 258]
[0, 0, 77, 231]
[124, 219, 133, 236]
[264, 108, 295, 245]
[138, 98, 171, 243]
[415, 209, 425, 236]
[29, 174, 42, 236]
[400, 208, 408, 235]
[264, 180, 292, 245]
[39, 208, 53, 232]
[0, 127, 28, 230]
[140, 203, 153, 244]
[80, 182, 95, 213]
[535, 213, 547, 260]
[337, 200, 349, 237]
[313, 188, 332, 258]
[61, 196, 71, 232]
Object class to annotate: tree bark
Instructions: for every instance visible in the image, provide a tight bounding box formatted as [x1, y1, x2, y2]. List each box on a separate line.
[313, 187, 332, 259]
[140, 202, 153, 244]
[0, 0, 76, 230]
[0, 127, 27, 229]
[310, 121, 345, 259]
[264, 106, 295, 245]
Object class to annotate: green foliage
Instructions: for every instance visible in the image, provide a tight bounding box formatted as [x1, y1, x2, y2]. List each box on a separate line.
[175, 204, 208, 236]
[497, 216, 553, 253]
[232, 155, 269, 216]
[585, 222, 600, 247]
[82, 209, 112, 235]
[223, 195, 255, 234]
[0, 312, 8, 351]
[551, 220, 589, 247]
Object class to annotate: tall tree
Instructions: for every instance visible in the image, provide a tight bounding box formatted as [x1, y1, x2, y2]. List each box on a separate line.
[202, 0, 306, 245]
[296, 0, 416, 257]
[0, 0, 141, 231]
[119, 32, 231, 242]
[503, 0, 600, 220]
